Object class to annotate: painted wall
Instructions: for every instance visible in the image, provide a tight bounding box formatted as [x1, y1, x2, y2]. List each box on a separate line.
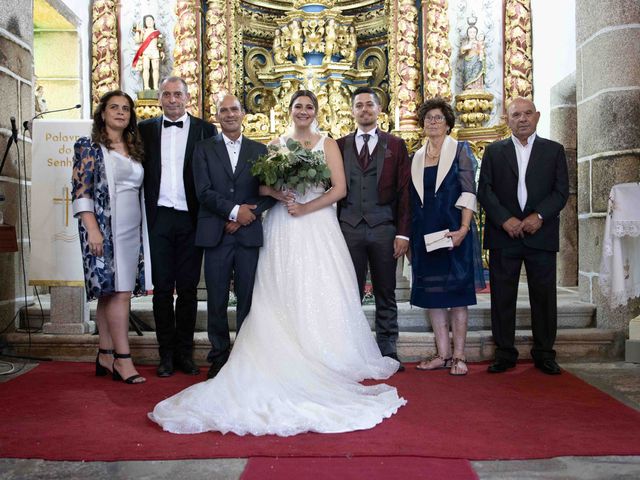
[531, 0, 576, 137]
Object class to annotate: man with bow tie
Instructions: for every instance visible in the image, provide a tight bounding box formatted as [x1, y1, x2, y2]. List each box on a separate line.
[139, 76, 217, 378]
[192, 94, 275, 379]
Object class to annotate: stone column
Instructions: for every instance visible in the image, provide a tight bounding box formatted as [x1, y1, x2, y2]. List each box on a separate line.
[576, 0, 640, 329]
[204, 0, 234, 122]
[43, 286, 93, 334]
[91, 0, 119, 107]
[389, 0, 422, 131]
[504, 0, 533, 104]
[173, 0, 201, 117]
[421, 0, 451, 101]
[550, 73, 577, 286]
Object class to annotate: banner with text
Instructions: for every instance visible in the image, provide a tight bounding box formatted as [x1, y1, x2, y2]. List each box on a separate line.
[29, 119, 92, 286]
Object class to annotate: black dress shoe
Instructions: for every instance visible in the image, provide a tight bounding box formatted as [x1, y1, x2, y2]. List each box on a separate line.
[174, 355, 200, 375]
[157, 355, 174, 377]
[385, 353, 405, 372]
[535, 359, 561, 375]
[487, 359, 516, 373]
[207, 359, 227, 379]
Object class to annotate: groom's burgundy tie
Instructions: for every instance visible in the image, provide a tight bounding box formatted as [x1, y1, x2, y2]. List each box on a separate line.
[358, 133, 371, 170]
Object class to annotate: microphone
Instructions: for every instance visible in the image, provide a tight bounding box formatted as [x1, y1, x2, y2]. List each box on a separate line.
[10, 116, 18, 143]
[23, 104, 82, 132]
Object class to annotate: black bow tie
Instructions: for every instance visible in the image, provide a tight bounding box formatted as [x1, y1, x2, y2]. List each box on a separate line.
[163, 120, 183, 128]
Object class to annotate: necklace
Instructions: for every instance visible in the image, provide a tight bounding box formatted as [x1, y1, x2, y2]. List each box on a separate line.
[295, 135, 315, 148]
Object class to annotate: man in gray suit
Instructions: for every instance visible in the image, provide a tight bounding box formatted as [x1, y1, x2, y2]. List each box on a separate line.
[192, 94, 275, 379]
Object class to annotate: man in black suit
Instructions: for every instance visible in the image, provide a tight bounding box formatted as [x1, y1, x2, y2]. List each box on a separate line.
[192, 94, 275, 379]
[477, 97, 569, 375]
[337, 87, 411, 371]
[139, 76, 217, 377]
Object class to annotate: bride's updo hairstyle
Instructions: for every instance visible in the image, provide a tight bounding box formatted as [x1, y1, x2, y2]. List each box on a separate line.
[289, 89, 319, 112]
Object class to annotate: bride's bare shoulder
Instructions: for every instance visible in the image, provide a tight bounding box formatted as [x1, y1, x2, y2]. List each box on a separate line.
[268, 136, 284, 146]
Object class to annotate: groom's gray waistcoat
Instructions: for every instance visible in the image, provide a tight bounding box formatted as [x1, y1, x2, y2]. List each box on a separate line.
[338, 134, 394, 228]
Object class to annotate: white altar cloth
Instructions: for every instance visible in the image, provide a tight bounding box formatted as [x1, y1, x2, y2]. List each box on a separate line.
[599, 182, 640, 307]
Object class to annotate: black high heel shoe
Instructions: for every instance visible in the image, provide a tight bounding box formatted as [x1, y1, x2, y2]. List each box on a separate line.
[95, 348, 114, 376]
[112, 352, 146, 384]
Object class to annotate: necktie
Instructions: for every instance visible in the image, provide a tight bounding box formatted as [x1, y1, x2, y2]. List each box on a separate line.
[163, 120, 183, 128]
[358, 133, 371, 169]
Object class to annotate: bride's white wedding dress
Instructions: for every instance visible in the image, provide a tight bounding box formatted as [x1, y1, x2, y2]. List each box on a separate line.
[149, 137, 406, 436]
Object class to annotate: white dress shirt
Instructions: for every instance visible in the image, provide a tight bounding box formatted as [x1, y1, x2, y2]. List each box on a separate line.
[512, 132, 537, 212]
[223, 133, 243, 222]
[355, 127, 378, 155]
[158, 113, 190, 211]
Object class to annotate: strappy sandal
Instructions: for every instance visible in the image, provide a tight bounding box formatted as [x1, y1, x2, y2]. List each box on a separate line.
[416, 354, 453, 371]
[449, 357, 468, 376]
[95, 348, 114, 376]
[112, 353, 146, 384]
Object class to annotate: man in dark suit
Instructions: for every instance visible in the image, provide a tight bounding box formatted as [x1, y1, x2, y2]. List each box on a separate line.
[337, 87, 411, 371]
[139, 76, 217, 377]
[477, 97, 569, 375]
[192, 94, 275, 379]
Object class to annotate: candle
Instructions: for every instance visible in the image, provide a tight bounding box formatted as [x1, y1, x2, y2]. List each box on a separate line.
[395, 105, 401, 130]
[269, 108, 276, 133]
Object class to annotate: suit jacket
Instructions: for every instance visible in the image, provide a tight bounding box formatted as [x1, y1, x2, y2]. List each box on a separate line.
[138, 114, 217, 228]
[192, 134, 275, 248]
[337, 130, 411, 237]
[477, 135, 569, 252]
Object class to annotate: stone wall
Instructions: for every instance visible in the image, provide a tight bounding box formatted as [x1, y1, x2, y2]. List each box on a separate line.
[550, 73, 577, 287]
[576, 0, 640, 329]
[0, 6, 34, 331]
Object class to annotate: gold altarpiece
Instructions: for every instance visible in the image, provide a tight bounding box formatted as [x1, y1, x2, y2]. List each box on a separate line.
[91, 0, 533, 156]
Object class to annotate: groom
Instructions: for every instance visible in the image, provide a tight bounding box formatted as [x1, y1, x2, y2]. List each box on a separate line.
[192, 94, 275, 379]
[338, 87, 411, 371]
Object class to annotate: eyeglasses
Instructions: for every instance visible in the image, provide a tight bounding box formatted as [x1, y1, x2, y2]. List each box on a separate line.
[425, 115, 445, 124]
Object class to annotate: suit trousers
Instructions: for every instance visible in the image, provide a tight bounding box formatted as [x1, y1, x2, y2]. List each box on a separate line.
[489, 244, 557, 363]
[203, 233, 259, 363]
[149, 207, 203, 358]
[340, 221, 399, 356]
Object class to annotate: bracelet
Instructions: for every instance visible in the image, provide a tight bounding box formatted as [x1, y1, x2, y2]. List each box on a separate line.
[461, 224, 470, 230]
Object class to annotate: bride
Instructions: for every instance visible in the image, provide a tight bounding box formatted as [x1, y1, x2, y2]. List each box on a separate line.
[149, 90, 406, 436]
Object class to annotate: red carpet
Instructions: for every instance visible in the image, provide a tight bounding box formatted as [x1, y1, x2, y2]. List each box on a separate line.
[241, 457, 478, 480]
[1, 361, 640, 462]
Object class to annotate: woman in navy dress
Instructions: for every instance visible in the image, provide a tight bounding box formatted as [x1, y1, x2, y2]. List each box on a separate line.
[409, 98, 484, 375]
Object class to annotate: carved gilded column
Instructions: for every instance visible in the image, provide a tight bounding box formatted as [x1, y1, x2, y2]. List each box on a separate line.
[389, 0, 421, 136]
[504, 0, 533, 104]
[204, 0, 234, 121]
[173, 0, 200, 116]
[91, 0, 119, 106]
[422, 0, 452, 101]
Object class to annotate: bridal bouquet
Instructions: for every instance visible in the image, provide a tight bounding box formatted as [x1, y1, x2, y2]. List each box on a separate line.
[251, 138, 332, 194]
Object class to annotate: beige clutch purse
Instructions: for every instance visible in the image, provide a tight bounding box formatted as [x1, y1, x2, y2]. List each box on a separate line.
[424, 229, 453, 252]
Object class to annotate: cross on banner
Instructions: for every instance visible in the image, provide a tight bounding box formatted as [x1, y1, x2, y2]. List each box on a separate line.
[52, 186, 72, 227]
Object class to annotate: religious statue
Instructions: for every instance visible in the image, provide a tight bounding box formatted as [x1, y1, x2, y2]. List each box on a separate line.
[273, 28, 289, 64]
[459, 22, 486, 91]
[323, 19, 337, 63]
[340, 25, 356, 65]
[289, 20, 305, 66]
[132, 14, 164, 91]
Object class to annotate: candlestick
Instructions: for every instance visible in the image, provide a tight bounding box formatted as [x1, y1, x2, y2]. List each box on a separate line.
[394, 105, 401, 130]
[269, 108, 276, 133]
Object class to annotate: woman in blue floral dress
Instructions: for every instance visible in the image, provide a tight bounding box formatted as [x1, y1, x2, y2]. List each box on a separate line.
[71, 90, 151, 384]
